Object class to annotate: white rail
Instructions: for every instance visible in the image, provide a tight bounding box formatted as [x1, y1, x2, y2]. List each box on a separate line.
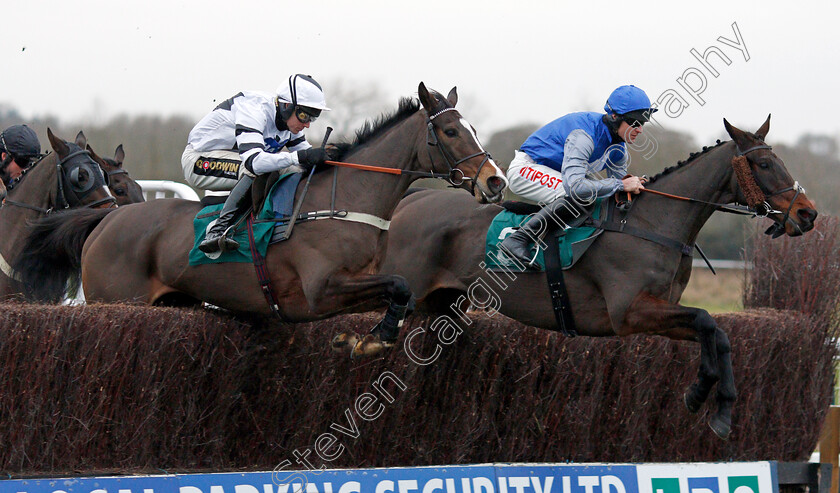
[136, 180, 200, 201]
[691, 259, 750, 270]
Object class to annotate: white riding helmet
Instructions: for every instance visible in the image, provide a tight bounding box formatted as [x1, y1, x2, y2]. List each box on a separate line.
[276, 74, 330, 111]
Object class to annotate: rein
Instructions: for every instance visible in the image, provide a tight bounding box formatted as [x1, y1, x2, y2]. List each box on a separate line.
[601, 142, 807, 257]
[627, 144, 804, 226]
[323, 106, 493, 191]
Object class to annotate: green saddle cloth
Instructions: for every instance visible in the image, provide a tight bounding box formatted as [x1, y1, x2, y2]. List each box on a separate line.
[188, 174, 292, 266]
[484, 199, 603, 272]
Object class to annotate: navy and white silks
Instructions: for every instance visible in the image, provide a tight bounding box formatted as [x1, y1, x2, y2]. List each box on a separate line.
[181, 91, 312, 192]
[506, 112, 629, 205]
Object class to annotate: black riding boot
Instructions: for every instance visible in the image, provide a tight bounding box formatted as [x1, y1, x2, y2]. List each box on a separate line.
[499, 198, 573, 266]
[199, 175, 254, 254]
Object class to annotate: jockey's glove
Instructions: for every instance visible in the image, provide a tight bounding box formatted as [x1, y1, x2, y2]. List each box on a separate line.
[296, 147, 328, 172]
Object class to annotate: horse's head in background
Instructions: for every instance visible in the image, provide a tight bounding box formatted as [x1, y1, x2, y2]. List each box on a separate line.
[47, 129, 116, 210]
[417, 83, 507, 203]
[85, 140, 145, 205]
[724, 115, 817, 237]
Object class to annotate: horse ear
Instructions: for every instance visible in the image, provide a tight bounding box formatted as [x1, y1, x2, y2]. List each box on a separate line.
[447, 87, 458, 107]
[75, 130, 87, 148]
[418, 82, 437, 112]
[86, 144, 107, 168]
[114, 144, 125, 166]
[47, 128, 70, 158]
[754, 114, 771, 140]
[723, 118, 752, 150]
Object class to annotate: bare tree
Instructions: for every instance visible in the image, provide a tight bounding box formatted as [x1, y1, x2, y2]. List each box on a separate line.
[310, 78, 392, 143]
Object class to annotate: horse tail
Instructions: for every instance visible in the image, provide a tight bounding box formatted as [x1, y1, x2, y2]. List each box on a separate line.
[14, 208, 115, 303]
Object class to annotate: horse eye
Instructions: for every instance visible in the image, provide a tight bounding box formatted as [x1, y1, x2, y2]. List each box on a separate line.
[758, 161, 770, 169]
[444, 129, 457, 137]
[114, 188, 127, 196]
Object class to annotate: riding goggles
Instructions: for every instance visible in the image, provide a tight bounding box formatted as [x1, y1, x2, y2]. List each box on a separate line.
[13, 154, 37, 167]
[294, 106, 321, 124]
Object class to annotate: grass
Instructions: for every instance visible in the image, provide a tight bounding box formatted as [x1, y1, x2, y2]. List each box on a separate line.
[680, 267, 744, 313]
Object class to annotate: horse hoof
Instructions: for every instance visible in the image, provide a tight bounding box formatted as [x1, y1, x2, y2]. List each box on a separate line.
[351, 334, 391, 360]
[331, 331, 360, 353]
[709, 414, 732, 440]
[684, 391, 702, 413]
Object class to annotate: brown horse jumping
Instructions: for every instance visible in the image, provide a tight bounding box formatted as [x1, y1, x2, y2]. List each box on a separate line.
[0, 129, 116, 299]
[16, 83, 507, 354]
[379, 116, 817, 438]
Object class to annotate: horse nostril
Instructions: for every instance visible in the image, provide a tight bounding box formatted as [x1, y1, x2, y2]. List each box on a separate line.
[488, 176, 506, 195]
[798, 208, 817, 223]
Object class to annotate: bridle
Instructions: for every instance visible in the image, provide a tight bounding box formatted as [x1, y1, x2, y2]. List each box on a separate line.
[727, 143, 806, 237]
[104, 167, 129, 185]
[625, 142, 806, 236]
[318, 105, 497, 197]
[422, 106, 494, 195]
[2, 148, 117, 214]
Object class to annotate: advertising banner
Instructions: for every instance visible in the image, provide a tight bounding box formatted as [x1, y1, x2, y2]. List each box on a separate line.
[0, 462, 777, 493]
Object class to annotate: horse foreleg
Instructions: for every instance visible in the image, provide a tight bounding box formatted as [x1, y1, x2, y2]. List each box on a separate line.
[306, 274, 414, 358]
[623, 295, 732, 439]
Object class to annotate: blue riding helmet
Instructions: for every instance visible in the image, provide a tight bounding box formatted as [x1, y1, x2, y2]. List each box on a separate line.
[604, 85, 657, 122]
[0, 124, 40, 157]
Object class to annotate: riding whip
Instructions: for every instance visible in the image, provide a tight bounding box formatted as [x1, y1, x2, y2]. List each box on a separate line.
[283, 127, 333, 240]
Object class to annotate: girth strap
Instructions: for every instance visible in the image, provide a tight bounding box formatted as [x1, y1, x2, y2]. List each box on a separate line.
[262, 210, 391, 231]
[246, 214, 287, 321]
[0, 251, 20, 281]
[543, 229, 577, 337]
[590, 204, 695, 256]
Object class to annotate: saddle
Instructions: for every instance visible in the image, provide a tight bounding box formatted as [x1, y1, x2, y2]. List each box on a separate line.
[485, 199, 605, 272]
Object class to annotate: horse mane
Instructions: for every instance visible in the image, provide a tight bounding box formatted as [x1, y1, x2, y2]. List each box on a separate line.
[6, 152, 51, 189]
[330, 91, 450, 161]
[646, 139, 729, 184]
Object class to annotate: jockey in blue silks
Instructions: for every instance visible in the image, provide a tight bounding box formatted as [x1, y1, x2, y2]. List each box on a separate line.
[500, 85, 657, 266]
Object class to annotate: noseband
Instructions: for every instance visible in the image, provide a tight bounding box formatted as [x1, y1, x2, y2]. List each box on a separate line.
[424, 107, 493, 194]
[731, 143, 805, 236]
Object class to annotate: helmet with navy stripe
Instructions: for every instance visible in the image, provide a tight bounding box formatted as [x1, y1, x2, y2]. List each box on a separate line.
[277, 74, 330, 122]
[604, 85, 657, 123]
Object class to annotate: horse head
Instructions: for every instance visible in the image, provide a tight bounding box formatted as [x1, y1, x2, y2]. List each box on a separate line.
[724, 115, 817, 237]
[47, 128, 116, 209]
[417, 82, 507, 203]
[84, 139, 145, 205]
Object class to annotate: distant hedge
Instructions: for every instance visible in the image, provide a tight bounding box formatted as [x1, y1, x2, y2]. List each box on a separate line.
[745, 215, 840, 326]
[0, 302, 831, 476]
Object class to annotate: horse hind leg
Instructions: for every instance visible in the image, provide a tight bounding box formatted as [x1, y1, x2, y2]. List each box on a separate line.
[709, 327, 736, 439]
[625, 297, 731, 439]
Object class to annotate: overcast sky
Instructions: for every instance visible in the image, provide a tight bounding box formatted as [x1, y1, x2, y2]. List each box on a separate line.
[3, 0, 837, 148]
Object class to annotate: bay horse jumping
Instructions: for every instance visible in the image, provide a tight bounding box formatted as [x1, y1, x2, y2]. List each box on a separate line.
[15, 83, 507, 355]
[378, 116, 817, 438]
[0, 129, 116, 299]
